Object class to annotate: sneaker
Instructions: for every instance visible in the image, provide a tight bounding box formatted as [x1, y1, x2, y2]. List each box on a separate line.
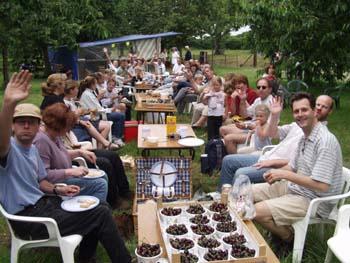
[114, 138, 125, 147]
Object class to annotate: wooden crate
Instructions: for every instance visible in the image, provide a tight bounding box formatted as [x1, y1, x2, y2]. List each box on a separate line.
[156, 200, 267, 263]
[132, 196, 138, 236]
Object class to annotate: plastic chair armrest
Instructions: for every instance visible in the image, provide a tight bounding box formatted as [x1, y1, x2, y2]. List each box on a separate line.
[306, 191, 350, 218]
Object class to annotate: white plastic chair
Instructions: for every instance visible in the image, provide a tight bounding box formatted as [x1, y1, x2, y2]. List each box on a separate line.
[324, 204, 350, 263]
[0, 203, 82, 263]
[291, 167, 350, 263]
[73, 156, 88, 168]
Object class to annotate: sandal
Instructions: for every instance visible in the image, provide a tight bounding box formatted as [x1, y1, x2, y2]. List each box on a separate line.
[106, 142, 120, 151]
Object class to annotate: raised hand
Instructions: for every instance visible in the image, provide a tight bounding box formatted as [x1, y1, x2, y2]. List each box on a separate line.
[270, 96, 283, 115]
[237, 88, 247, 101]
[4, 70, 32, 104]
[103, 47, 108, 54]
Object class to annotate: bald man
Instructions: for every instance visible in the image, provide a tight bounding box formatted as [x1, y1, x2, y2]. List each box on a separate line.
[219, 94, 334, 188]
[315, 95, 333, 122]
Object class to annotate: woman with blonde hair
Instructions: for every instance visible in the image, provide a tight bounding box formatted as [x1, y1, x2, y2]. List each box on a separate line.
[40, 73, 67, 110]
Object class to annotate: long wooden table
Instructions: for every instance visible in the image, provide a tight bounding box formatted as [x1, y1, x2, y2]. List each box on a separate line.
[137, 124, 198, 159]
[134, 93, 177, 124]
[137, 200, 280, 263]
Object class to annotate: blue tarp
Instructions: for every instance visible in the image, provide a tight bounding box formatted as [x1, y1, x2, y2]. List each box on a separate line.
[48, 32, 181, 80]
[48, 47, 79, 80]
[79, 32, 181, 48]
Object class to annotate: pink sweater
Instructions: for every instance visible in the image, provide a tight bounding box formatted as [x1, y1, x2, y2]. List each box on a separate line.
[33, 131, 72, 183]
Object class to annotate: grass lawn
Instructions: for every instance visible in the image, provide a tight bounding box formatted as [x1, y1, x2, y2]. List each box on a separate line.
[0, 54, 349, 262]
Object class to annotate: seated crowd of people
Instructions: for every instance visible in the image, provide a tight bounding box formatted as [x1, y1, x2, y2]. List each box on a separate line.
[0, 45, 345, 261]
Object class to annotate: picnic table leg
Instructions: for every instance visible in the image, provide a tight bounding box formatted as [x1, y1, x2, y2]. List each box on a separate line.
[189, 148, 195, 160]
[141, 149, 150, 157]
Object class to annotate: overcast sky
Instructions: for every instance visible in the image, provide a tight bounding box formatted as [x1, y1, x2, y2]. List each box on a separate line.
[230, 25, 251, 36]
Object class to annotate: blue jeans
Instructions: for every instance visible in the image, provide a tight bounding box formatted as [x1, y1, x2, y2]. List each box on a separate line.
[107, 112, 125, 139]
[63, 176, 108, 201]
[219, 154, 270, 189]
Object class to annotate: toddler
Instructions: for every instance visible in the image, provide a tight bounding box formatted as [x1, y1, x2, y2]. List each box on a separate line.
[203, 76, 225, 140]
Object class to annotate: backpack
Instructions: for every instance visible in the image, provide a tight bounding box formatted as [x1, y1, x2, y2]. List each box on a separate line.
[202, 139, 227, 175]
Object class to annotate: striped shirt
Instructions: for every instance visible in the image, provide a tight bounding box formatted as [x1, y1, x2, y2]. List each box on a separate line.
[288, 122, 344, 218]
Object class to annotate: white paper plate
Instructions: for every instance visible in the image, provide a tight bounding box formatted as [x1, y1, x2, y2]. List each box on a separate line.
[83, 169, 105, 179]
[61, 195, 99, 212]
[178, 138, 205, 147]
[150, 161, 177, 187]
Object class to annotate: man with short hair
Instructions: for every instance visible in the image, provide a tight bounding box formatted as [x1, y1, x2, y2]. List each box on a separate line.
[253, 92, 343, 247]
[0, 71, 131, 263]
[219, 94, 334, 187]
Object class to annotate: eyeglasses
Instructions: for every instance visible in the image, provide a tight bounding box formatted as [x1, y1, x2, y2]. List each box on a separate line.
[257, 86, 268, 90]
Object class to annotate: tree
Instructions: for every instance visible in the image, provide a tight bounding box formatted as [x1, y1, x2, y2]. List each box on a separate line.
[243, 0, 350, 82]
[197, 0, 242, 55]
[4, 0, 112, 80]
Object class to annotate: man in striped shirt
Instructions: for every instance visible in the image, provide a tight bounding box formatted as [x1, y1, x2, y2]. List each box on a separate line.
[253, 92, 343, 247]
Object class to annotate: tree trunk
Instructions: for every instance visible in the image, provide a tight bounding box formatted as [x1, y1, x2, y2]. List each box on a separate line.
[253, 52, 257, 67]
[42, 45, 51, 77]
[2, 46, 9, 90]
[213, 36, 224, 55]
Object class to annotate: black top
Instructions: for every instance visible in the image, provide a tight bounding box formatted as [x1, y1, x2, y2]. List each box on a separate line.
[185, 50, 192, 61]
[40, 94, 64, 111]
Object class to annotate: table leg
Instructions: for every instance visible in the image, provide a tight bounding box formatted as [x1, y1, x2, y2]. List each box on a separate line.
[189, 148, 195, 160]
[141, 149, 150, 157]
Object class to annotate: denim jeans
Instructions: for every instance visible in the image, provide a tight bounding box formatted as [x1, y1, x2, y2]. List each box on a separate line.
[219, 154, 270, 189]
[107, 112, 125, 139]
[63, 176, 108, 201]
[174, 88, 198, 114]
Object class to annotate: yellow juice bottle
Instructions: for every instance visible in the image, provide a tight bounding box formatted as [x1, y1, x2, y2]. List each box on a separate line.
[166, 116, 177, 136]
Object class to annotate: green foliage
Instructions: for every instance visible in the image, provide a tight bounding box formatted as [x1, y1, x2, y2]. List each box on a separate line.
[242, 0, 350, 83]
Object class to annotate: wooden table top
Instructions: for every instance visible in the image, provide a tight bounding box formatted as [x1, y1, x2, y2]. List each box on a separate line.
[134, 93, 177, 113]
[135, 83, 158, 91]
[138, 124, 196, 149]
[137, 200, 280, 263]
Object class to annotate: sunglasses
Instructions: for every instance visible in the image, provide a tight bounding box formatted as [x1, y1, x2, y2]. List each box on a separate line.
[257, 85, 268, 90]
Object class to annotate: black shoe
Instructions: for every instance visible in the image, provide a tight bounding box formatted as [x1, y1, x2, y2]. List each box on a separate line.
[268, 233, 293, 259]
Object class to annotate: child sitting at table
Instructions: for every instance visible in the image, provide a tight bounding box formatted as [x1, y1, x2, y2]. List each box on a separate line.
[203, 76, 225, 140]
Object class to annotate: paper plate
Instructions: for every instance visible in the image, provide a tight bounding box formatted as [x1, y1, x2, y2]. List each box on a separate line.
[83, 169, 105, 179]
[178, 137, 205, 147]
[150, 161, 177, 187]
[61, 195, 99, 212]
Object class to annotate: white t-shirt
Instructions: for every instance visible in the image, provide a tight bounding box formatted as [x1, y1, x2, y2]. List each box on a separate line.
[207, 91, 225, 116]
[247, 94, 273, 119]
[171, 51, 180, 65]
[172, 63, 185, 75]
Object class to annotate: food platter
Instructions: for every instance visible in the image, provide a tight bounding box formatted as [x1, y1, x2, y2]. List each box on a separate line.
[177, 138, 205, 147]
[61, 195, 99, 212]
[83, 169, 105, 179]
